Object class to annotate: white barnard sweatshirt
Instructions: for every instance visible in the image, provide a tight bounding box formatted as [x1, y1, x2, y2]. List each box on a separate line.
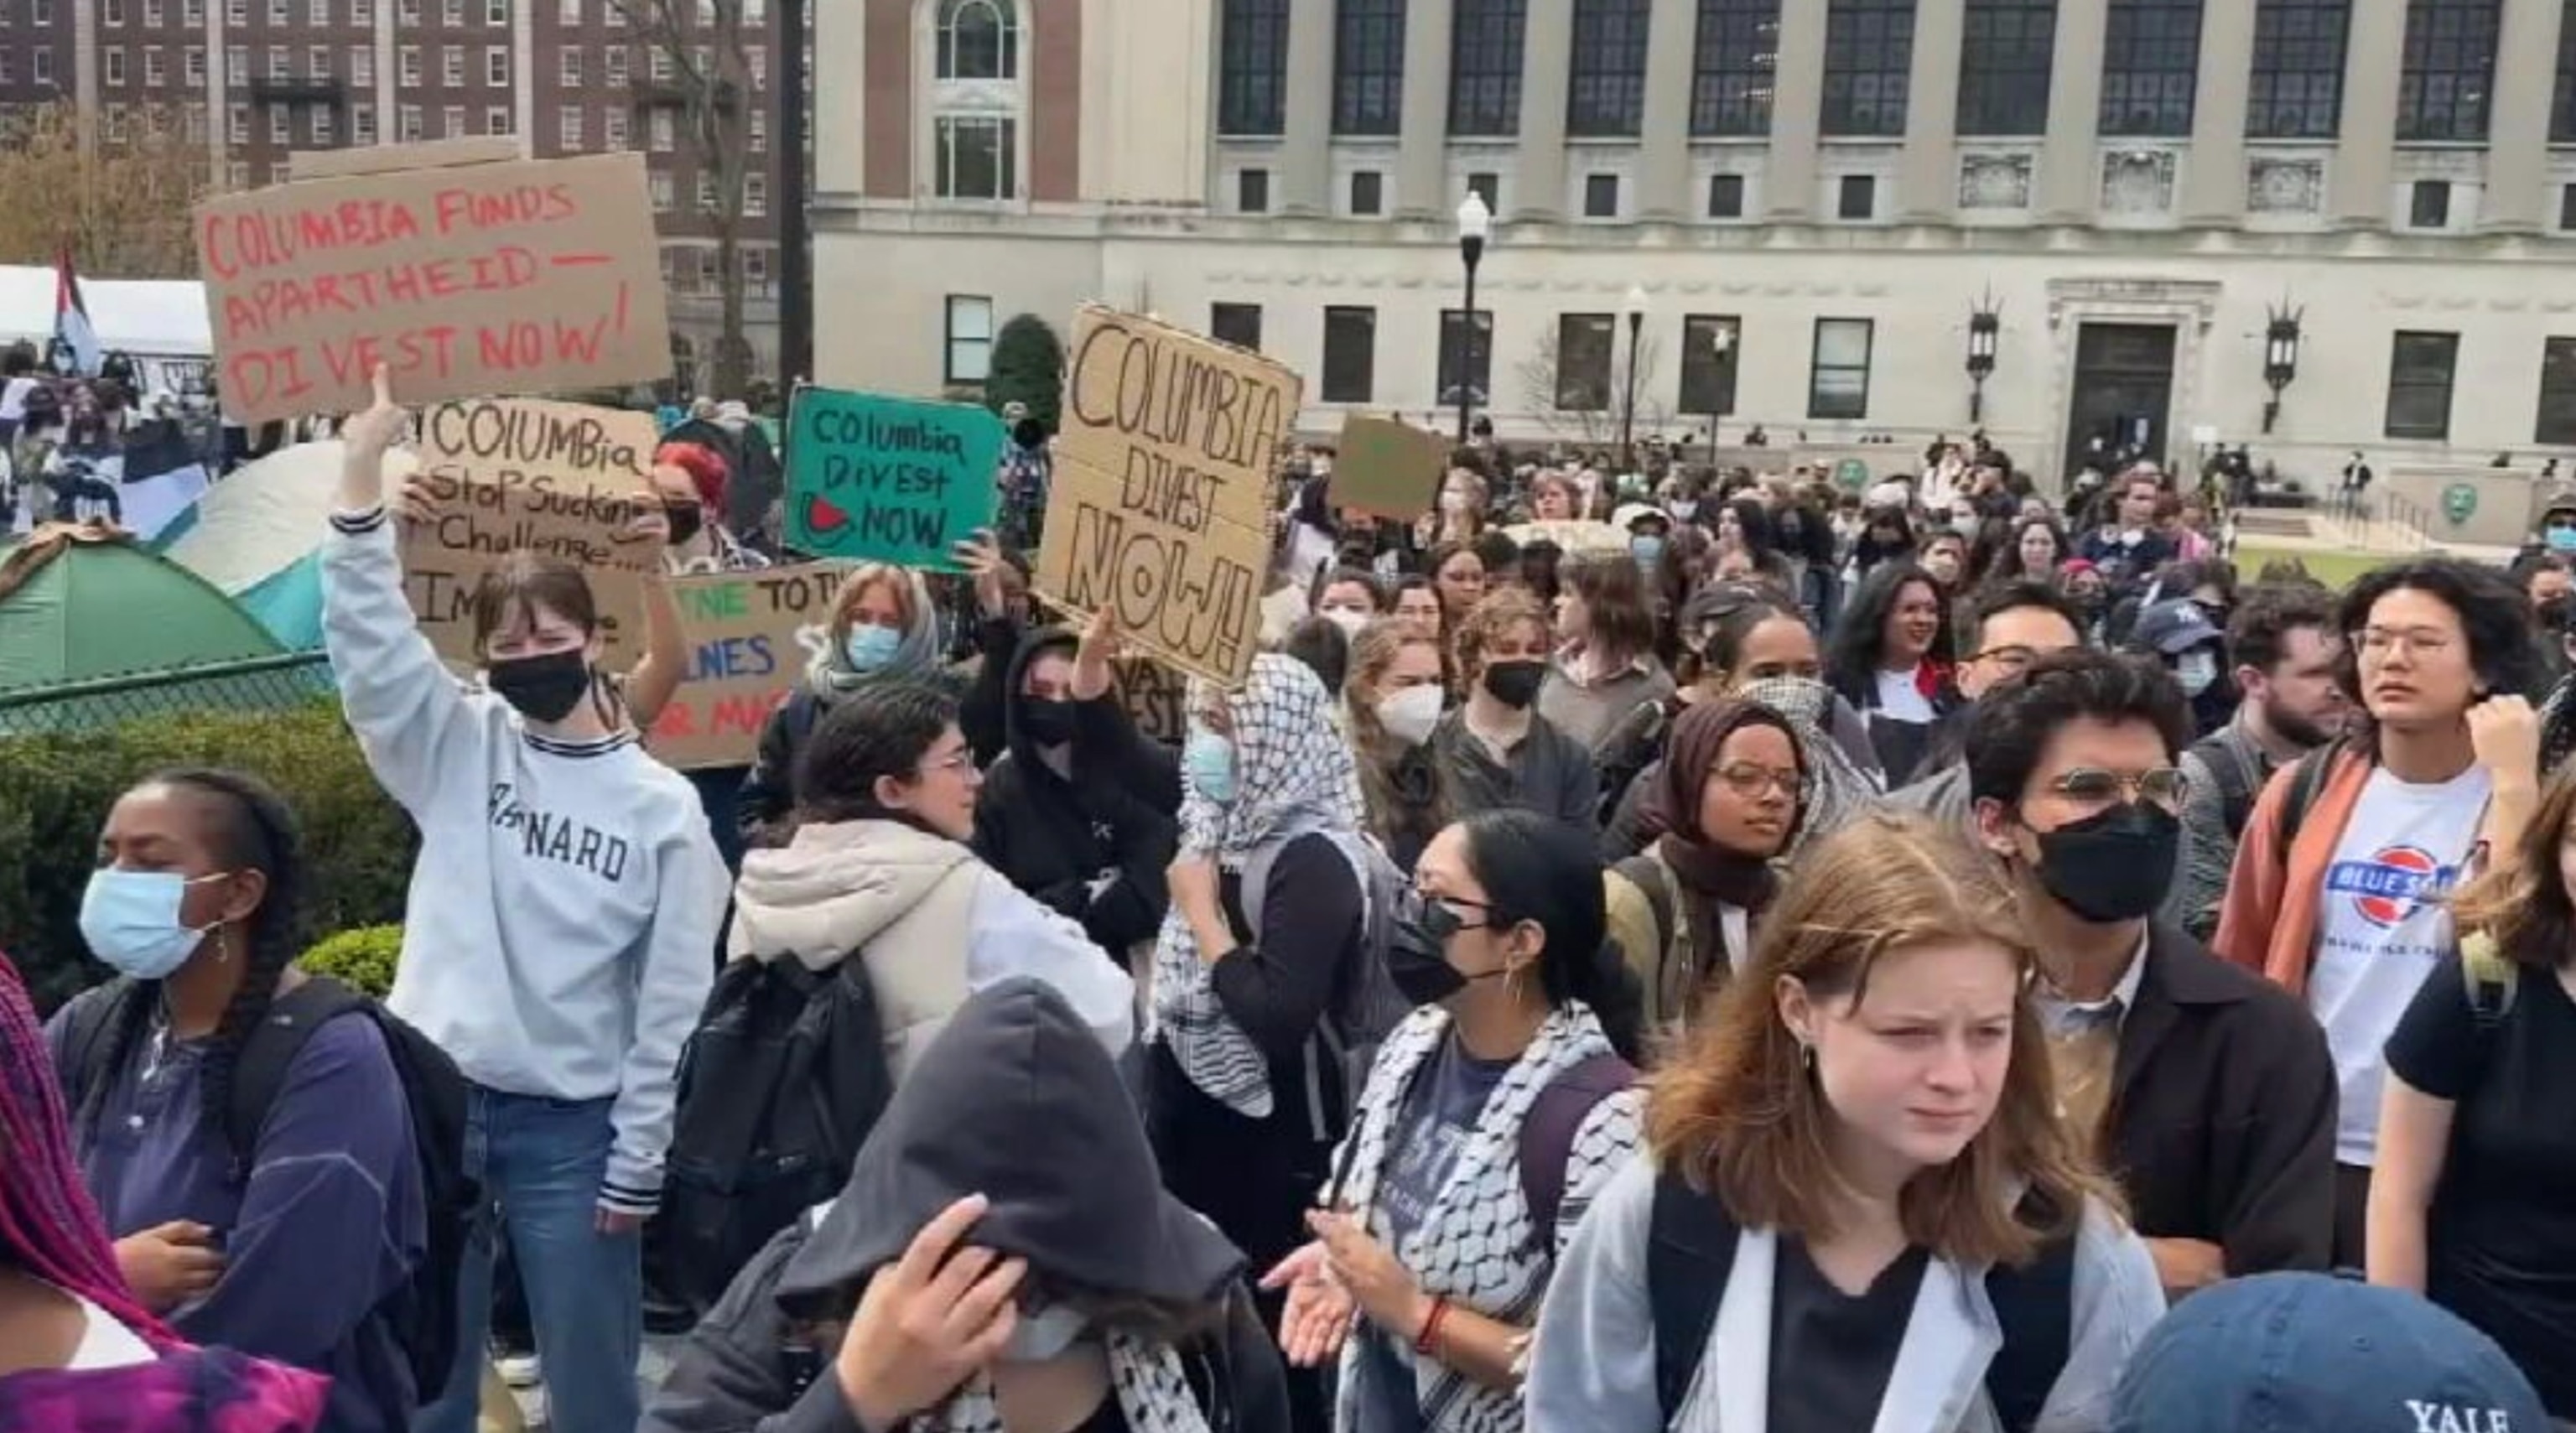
[320, 506, 724, 1215]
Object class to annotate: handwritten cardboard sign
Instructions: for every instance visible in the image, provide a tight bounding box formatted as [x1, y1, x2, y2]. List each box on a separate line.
[398, 397, 663, 667]
[1332, 416, 1446, 519]
[1032, 306, 1301, 687]
[646, 562, 849, 770]
[195, 148, 672, 425]
[784, 388, 1003, 571]
[1114, 655, 1187, 745]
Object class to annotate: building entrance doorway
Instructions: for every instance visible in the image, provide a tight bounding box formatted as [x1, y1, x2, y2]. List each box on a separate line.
[2064, 323, 2177, 480]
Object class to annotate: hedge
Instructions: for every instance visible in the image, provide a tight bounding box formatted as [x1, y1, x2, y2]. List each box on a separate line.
[301, 923, 402, 999]
[0, 701, 418, 1013]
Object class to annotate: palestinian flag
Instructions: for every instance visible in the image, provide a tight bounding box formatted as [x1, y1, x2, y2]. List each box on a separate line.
[53, 246, 100, 378]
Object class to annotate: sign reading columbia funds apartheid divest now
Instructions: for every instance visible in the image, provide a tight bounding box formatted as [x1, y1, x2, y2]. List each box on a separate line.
[782, 387, 1003, 571]
[1033, 305, 1302, 688]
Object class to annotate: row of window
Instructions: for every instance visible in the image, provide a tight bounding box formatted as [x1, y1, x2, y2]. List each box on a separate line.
[91, 40, 768, 97]
[18, 0, 766, 29]
[1219, 0, 2532, 147]
[1227, 164, 1875, 223]
[2388, 331, 2576, 445]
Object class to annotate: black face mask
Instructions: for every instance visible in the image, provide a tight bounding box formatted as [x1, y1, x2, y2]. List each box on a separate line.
[1018, 697, 1077, 749]
[2539, 597, 2572, 634]
[1387, 901, 1509, 1007]
[665, 502, 704, 548]
[487, 649, 593, 724]
[2028, 800, 2179, 924]
[1483, 659, 1546, 709]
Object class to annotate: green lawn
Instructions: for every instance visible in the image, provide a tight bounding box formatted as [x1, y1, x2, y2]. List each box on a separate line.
[2230, 544, 2388, 592]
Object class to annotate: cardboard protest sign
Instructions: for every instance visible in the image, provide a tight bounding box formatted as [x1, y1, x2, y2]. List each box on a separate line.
[783, 388, 1004, 571]
[195, 148, 672, 425]
[1332, 416, 1446, 519]
[397, 398, 663, 667]
[646, 562, 849, 770]
[1033, 306, 1301, 688]
[1114, 655, 1187, 745]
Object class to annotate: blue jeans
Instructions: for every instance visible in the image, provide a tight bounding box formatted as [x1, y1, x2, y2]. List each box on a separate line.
[415, 1088, 641, 1433]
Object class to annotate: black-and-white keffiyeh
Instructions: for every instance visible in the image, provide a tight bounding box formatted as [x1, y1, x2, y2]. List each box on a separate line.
[1151, 653, 1366, 1118]
[908, 1331, 1209, 1433]
[1736, 675, 1882, 849]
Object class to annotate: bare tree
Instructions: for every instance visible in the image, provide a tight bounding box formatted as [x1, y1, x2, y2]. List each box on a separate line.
[0, 103, 206, 278]
[608, 0, 758, 398]
[1514, 325, 1670, 449]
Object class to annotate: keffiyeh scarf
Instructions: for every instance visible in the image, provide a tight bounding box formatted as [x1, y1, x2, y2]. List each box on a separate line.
[1736, 676, 1880, 849]
[1151, 654, 1366, 1119]
[911, 1332, 1209, 1433]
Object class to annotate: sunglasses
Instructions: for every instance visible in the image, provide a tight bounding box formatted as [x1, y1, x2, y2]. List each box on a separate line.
[2049, 766, 2188, 808]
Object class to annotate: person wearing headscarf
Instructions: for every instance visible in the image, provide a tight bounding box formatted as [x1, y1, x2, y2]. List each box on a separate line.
[1603, 701, 1809, 1031]
[0, 951, 328, 1433]
[1149, 654, 1374, 1430]
[736, 563, 955, 847]
[641, 978, 1289, 1433]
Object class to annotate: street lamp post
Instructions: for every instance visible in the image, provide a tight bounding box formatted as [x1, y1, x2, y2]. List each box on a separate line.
[1619, 285, 1646, 473]
[1455, 191, 1491, 444]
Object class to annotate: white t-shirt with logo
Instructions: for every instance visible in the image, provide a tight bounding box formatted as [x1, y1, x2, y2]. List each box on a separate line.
[2309, 762, 2492, 1166]
[1873, 668, 1935, 723]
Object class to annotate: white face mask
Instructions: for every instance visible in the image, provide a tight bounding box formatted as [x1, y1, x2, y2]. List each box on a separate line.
[1376, 684, 1444, 747]
[2177, 650, 2220, 697]
[1321, 607, 1370, 637]
[998, 1302, 1089, 1363]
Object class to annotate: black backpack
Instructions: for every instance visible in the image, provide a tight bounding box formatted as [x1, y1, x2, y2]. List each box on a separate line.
[658, 952, 895, 1316]
[59, 975, 475, 1399]
[2186, 729, 2272, 843]
[1645, 1169, 2076, 1431]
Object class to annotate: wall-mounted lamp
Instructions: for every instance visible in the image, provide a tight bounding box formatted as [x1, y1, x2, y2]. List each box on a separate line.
[1966, 289, 2002, 424]
[2262, 299, 2303, 434]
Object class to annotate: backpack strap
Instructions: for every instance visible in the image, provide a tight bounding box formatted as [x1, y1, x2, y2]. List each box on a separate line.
[1647, 1168, 1739, 1423]
[56, 977, 142, 1117]
[1981, 1204, 2080, 1433]
[223, 976, 368, 1168]
[1613, 853, 1678, 973]
[2277, 742, 2339, 854]
[1515, 1052, 1636, 1254]
[2188, 730, 2262, 840]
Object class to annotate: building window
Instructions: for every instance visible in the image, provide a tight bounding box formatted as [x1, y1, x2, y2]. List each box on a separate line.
[745, 174, 767, 215]
[946, 295, 995, 384]
[486, 0, 506, 21]
[650, 169, 673, 210]
[184, 0, 203, 23]
[650, 108, 675, 150]
[0, 56, 13, 86]
[1466, 170, 1501, 210]
[2410, 178, 2451, 226]
[1555, 314, 1615, 411]
[937, 0, 1017, 80]
[444, 104, 465, 137]
[1438, 308, 1494, 410]
[444, 0, 463, 22]
[1332, 0, 1405, 135]
[2385, 330, 2459, 439]
[309, 0, 327, 22]
[1350, 169, 1384, 215]
[1211, 303, 1264, 351]
[1568, 0, 1650, 137]
[562, 49, 582, 86]
[152, 0, 172, 23]
[2560, 183, 2576, 231]
[228, 103, 249, 143]
[104, 49, 125, 86]
[745, 247, 771, 293]
[144, 48, 166, 84]
[1219, 0, 1289, 135]
[1239, 167, 1270, 211]
[106, 0, 126, 24]
[697, 172, 718, 211]
[400, 48, 421, 83]
[1322, 306, 1377, 402]
[1583, 173, 1620, 216]
[351, 47, 371, 84]
[1680, 314, 1742, 416]
[398, 103, 423, 141]
[1956, 0, 2054, 135]
[2100, 0, 2203, 136]
[604, 108, 629, 148]
[2397, 0, 2500, 142]
[1809, 317, 1874, 419]
[750, 108, 766, 150]
[1690, 0, 1780, 137]
[1822, 0, 1914, 137]
[185, 48, 205, 83]
[308, 45, 330, 78]
[1707, 172, 1746, 216]
[560, 105, 584, 148]
[268, 103, 289, 143]
[2537, 338, 2576, 444]
[935, 115, 1017, 199]
[30, 49, 49, 83]
[311, 105, 334, 144]
[267, 0, 284, 21]
[352, 104, 374, 143]
[1450, 0, 1526, 136]
[606, 49, 628, 86]
[444, 47, 465, 86]
[486, 48, 509, 86]
[1837, 174, 1876, 219]
[350, 0, 367, 19]
[2250, 0, 2349, 137]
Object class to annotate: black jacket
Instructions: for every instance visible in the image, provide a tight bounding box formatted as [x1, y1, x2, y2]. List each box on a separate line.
[735, 667, 971, 849]
[642, 980, 1290, 1433]
[970, 624, 1177, 955]
[2106, 924, 2338, 1277]
[1429, 709, 1598, 829]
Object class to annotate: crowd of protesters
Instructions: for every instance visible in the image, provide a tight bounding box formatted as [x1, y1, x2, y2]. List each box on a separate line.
[2, 372, 2571, 1433]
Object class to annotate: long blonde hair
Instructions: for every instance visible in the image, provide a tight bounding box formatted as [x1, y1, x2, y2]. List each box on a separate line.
[1644, 812, 2115, 1267]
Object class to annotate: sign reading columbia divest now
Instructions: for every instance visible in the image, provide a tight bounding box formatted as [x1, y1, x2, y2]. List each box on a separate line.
[398, 397, 664, 668]
[195, 148, 672, 425]
[783, 387, 1003, 571]
[1033, 305, 1302, 688]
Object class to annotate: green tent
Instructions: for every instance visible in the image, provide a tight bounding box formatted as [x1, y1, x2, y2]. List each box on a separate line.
[0, 525, 324, 733]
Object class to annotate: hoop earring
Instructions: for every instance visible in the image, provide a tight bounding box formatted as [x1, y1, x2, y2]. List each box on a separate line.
[1798, 1040, 1815, 1073]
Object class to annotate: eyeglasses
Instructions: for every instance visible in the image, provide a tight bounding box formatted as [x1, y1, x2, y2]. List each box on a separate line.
[2350, 627, 2457, 661]
[1712, 762, 1801, 799]
[2049, 767, 2189, 808]
[1968, 644, 2043, 676]
[920, 749, 978, 776]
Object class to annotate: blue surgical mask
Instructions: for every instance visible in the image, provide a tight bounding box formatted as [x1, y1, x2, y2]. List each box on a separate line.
[2548, 525, 2576, 554]
[2177, 650, 2220, 698]
[1630, 535, 1666, 566]
[842, 623, 902, 672]
[80, 869, 221, 980]
[1183, 729, 1238, 805]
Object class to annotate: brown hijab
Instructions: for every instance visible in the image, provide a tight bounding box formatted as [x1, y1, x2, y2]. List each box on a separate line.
[1639, 698, 1808, 962]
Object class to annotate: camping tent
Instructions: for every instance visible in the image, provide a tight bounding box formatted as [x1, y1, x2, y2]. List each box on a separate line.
[159, 441, 415, 650]
[0, 522, 285, 693]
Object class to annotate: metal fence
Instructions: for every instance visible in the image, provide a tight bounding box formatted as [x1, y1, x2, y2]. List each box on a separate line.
[0, 651, 335, 735]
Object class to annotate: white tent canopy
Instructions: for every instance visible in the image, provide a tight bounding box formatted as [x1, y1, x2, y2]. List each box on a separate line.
[0, 264, 210, 357]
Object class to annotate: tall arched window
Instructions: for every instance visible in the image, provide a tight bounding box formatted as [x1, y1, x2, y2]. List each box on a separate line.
[1568, 0, 1651, 136]
[2397, 0, 2500, 141]
[2247, 0, 2348, 138]
[1691, 0, 1780, 138]
[1332, 0, 1405, 135]
[937, 0, 1016, 80]
[1450, 0, 1526, 136]
[1820, 0, 1915, 137]
[1221, 0, 1291, 134]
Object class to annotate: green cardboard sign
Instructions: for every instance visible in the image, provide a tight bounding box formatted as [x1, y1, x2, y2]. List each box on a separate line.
[1332, 416, 1448, 518]
[785, 388, 1005, 570]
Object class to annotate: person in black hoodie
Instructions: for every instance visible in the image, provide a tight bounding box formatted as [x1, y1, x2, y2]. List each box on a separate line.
[640, 978, 1290, 1433]
[970, 619, 1178, 961]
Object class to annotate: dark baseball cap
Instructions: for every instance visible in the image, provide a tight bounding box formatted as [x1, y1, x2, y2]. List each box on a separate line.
[2128, 599, 2223, 657]
[2110, 1274, 2546, 1433]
